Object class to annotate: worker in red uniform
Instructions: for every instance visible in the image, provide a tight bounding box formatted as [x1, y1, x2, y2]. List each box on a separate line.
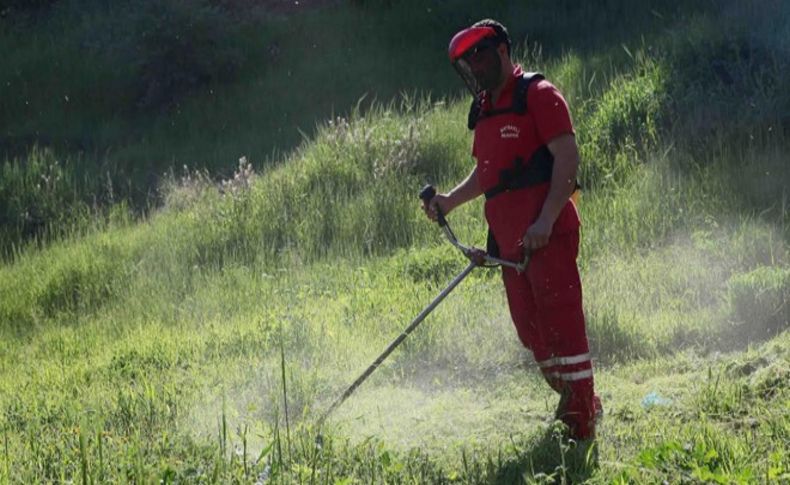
[422, 19, 600, 441]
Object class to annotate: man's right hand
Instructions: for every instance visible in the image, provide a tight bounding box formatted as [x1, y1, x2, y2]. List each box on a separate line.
[422, 192, 455, 222]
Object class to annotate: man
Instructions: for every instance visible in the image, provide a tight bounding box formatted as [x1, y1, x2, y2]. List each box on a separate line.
[422, 19, 600, 441]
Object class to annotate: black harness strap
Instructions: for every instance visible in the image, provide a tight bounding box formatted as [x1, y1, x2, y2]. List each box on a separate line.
[468, 72, 578, 257]
[483, 145, 555, 258]
[483, 145, 554, 200]
[468, 72, 555, 201]
[468, 72, 544, 130]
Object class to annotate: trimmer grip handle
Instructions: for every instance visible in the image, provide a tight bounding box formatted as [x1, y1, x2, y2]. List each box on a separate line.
[419, 184, 447, 227]
[419, 184, 436, 203]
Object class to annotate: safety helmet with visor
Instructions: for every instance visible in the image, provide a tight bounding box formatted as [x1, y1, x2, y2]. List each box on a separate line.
[448, 25, 507, 96]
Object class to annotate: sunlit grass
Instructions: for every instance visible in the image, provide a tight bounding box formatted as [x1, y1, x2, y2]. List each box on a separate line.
[1, 0, 789, 482]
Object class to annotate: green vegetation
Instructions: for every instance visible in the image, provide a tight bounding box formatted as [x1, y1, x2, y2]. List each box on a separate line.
[1, 0, 788, 482]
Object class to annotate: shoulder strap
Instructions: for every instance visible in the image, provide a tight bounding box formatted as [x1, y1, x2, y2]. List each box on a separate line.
[467, 72, 545, 130]
[467, 97, 482, 130]
[512, 72, 544, 115]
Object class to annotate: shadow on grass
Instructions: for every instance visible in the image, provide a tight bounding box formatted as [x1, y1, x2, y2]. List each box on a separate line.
[586, 305, 656, 366]
[487, 425, 598, 484]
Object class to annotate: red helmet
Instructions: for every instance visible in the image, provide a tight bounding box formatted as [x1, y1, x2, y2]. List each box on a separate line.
[448, 26, 498, 61]
[448, 26, 503, 96]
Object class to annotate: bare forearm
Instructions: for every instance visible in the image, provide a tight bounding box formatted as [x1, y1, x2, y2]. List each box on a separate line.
[422, 167, 481, 221]
[446, 167, 482, 211]
[538, 135, 579, 225]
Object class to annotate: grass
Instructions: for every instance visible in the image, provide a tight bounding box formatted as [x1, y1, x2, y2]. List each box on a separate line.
[0, 209, 786, 482]
[1, 0, 789, 482]
[0, 0, 725, 251]
[1, 254, 786, 482]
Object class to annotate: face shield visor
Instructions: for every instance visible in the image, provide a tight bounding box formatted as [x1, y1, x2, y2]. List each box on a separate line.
[448, 27, 502, 96]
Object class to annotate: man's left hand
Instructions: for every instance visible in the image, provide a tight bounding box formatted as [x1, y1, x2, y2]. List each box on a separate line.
[522, 217, 553, 250]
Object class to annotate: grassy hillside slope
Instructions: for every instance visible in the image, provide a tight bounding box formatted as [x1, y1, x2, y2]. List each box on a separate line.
[1, 0, 789, 483]
[0, 0, 723, 252]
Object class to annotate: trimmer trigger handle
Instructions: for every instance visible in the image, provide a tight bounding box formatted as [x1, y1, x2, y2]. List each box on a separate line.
[419, 184, 436, 203]
[418, 184, 447, 227]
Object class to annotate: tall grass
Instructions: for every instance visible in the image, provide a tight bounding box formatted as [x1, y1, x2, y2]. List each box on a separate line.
[0, 0, 727, 251]
[0, 0, 788, 482]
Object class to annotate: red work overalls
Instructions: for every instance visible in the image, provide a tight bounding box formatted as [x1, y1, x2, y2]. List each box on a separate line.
[473, 66, 597, 439]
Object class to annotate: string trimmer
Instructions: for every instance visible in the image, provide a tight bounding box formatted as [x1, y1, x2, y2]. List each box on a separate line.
[314, 185, 528, 445]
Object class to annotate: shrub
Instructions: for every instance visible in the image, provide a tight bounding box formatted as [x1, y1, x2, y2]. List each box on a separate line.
[576, 57, 666, 188]
[36, 252, 117, 316]
[660, 5, 790, 147]
[390, 245, 461, 286]
[0, 147, 89, 254]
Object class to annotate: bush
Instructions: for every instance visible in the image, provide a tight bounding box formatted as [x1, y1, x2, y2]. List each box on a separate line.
[658, 4, 790, 150]
[36, 250, 119, 316]
[390, 245, 461, 286]
[0, 147, 89, 254]
[576, 57, 666, 188]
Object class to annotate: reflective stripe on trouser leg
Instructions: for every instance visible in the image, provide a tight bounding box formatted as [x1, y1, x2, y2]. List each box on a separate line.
[500, 231, 596, 439]
[527, 232, 595, 440]
[540, 354, 593, 404]
[546, 357, 595, 440]
[540, 366, 564, 393]
[538, 356, 592, 393]
[537, 353, 591, 368]
[558, 369, 593, 381]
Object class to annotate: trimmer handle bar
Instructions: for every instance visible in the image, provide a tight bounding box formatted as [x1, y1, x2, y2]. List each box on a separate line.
[420, 184, 528, 272]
